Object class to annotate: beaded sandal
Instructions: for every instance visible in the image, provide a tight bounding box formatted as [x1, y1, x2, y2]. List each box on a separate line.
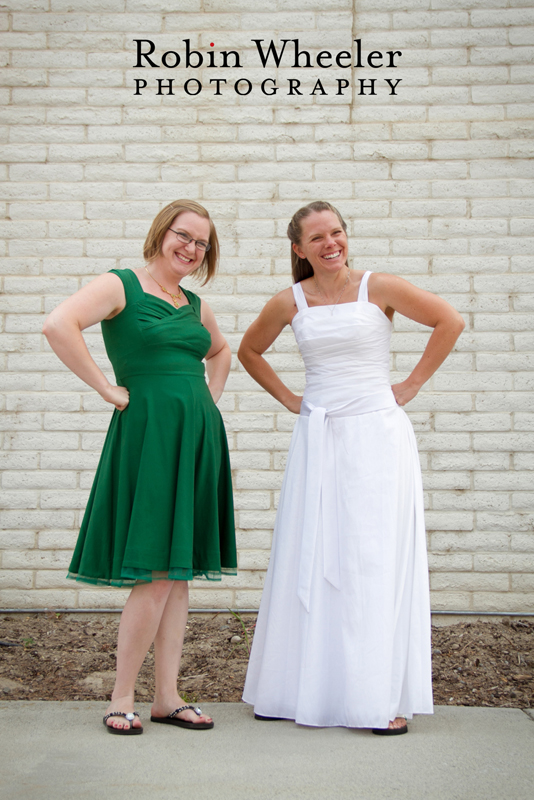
[150, 705, 214, 730]
[103, 711, 143, 735]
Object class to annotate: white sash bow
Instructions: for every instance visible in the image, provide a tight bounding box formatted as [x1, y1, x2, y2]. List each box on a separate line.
[297, 389, 398, 611]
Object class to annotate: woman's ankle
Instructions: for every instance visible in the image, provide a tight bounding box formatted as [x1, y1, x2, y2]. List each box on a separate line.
[109, 689, 135, 704]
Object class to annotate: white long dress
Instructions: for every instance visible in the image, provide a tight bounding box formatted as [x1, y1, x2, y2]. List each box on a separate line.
[242, 271, 433, 729]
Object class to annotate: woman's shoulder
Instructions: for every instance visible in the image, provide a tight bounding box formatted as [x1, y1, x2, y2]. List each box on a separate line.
[102, 268, 143, 316]
[368, 271, 410, 290]
[181, 285, 202, 315]
[182, 284, 200, 300]
[83, 269, 129, 300]
[275, 285, 297, 302]
[271, 286, 298, 313]
[107, 267, 139, 290]
[254, 286, 297, 327]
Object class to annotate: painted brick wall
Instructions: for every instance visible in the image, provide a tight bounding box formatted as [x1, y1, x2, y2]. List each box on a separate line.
[1, 1, 533, 613]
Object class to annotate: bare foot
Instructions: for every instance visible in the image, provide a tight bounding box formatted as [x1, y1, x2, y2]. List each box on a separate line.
[104, 695, 143, 731]
[151, 694, 213, 725]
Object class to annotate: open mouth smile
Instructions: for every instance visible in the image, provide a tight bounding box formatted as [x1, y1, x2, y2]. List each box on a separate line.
[175, 252, 194, 264]
[322, 251, 341, 260]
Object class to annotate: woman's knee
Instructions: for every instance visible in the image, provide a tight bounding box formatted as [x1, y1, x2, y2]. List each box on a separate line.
[137, 579, 174, 605]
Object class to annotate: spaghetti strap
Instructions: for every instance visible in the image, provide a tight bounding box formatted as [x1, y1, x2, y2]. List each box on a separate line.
[292, 282, 308, 312]
[357, 271, 372, 303]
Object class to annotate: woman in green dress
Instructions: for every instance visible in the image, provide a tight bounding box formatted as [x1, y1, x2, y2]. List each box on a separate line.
[43, 200, 236, 734]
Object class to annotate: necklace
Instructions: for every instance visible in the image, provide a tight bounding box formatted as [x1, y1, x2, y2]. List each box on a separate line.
[144, 266, 183, 308]
[313, 267, 350, 314]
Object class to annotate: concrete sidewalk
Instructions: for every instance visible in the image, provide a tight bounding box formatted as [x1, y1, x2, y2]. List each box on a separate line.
[0, 702, 533, 800]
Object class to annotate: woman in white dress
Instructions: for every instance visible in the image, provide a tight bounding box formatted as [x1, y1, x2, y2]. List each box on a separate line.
[239, 201, 464, 734]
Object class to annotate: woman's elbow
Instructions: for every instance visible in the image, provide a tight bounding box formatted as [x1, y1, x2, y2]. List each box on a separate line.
[454, 312, 466, 335]
[42, 310, 74, 344]
[42, 313, 56, 341]
[237, 341, 258, 370]
[445, 312, 465, 344]
[237, 342, 249, 367]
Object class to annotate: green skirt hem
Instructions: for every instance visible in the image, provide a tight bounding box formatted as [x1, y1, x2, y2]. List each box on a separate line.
[66, 567, 237, 587]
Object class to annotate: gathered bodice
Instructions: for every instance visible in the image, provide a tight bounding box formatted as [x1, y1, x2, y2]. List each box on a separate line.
[101, 269, 211, 384]
[291, 271, 393, 407]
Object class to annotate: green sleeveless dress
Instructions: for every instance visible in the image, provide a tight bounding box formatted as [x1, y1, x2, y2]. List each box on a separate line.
[67, 269, 237, 587]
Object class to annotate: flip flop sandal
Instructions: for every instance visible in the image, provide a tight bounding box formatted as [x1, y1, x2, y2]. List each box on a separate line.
[151, 705, 214, 730]
[103, 711, 143, 735]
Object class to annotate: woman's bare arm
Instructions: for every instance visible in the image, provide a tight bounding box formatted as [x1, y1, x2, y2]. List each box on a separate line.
[201, 300, 232, 404]
[237, 288, 302, 414]
[370, 273, 465, 406]
[42, 273, 129, 410]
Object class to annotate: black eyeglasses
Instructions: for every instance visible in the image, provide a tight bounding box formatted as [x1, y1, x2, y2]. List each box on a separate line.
[169, 228, 211, 252]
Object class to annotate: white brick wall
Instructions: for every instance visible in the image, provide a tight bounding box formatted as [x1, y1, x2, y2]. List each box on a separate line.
[1, 2, 533, 613]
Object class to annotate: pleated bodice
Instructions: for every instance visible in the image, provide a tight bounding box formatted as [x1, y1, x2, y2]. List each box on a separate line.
[291, 271, 393, 407]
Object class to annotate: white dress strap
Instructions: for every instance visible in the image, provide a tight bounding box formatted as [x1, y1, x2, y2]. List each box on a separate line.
[357, 270, 372, 303]
[292, 282, 309, 312]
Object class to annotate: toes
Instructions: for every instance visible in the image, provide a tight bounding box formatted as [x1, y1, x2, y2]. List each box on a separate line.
[106, 716, 134, 730]
[179, 711, 211, 725]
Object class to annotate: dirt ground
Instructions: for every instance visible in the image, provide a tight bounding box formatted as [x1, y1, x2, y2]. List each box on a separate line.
[0, 613, 533, 708]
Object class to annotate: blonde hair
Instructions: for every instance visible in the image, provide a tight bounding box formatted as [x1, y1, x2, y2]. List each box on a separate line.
[143, 200, 219, 285]
[287, 201, 348, 283]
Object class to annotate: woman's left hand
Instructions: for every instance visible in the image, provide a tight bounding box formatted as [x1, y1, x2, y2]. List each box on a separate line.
[391, 380, 420, 407]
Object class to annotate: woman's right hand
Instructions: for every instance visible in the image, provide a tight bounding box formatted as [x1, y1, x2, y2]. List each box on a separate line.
[101, 384, 130, 411]
[286, 394, 303, 415]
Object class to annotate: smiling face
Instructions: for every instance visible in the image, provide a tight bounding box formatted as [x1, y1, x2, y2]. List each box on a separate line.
[292, 210, 348, 277]
[158, 211, 211, 280]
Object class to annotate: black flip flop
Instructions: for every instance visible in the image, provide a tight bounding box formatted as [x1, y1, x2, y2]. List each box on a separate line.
[372, 722, 408, 736]
[151, 705, 214, 730]
[103, 711, 143, 735]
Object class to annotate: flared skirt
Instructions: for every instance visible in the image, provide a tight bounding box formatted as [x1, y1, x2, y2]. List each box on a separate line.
[68, 373, 236, 586]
